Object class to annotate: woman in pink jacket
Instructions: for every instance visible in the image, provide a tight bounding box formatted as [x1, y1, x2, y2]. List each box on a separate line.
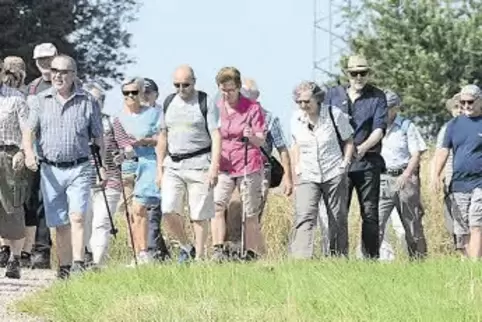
[211, 67, 266, 261]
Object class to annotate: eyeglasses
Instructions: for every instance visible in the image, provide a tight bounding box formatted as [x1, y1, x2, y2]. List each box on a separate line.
[296, 100, 311, 105]
[174, 83, 191, 89]
[122, 90, 139, 97]
[349, 70, 368, 78]
[51, 68, 73, 76]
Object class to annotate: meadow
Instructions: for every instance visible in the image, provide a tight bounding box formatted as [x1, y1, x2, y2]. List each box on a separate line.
[15, 149, 482, 321]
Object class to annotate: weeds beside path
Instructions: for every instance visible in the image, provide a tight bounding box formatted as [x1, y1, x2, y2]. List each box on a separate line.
[16, 258, 482, 322]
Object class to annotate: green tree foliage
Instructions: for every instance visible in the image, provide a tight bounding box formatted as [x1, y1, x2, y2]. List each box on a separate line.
[335, 0, 482, 136]
[0, 0, 139, 89]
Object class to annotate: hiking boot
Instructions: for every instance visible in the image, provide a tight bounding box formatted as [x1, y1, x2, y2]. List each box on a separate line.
[244, 250, 259, 262]
[20, 252, 32, 268]
[211, 245, 228, 263]
[57, 265, 71, 280]
[5, 257, 21, 279]
[84, 250, 94, 267]
[70, 261, 86, 275]
[152, 250, 170, 262]
[178, 246, 195, 264]
[0, 246, 10, 268]
[31, 250, 51, 269]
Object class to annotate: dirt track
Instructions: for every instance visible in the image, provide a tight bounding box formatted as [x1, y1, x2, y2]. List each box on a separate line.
[0, 268, 56, 321]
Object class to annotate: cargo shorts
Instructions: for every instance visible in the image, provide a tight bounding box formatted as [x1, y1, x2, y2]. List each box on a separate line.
[0, 150, 28, 240]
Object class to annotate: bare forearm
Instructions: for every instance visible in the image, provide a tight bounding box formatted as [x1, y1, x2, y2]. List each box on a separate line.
[404, 152, 421, 177]
[279, 148, 292, 181]
[156, 132, 167, 168]
[22, 130, 35, 154]
[248, 134, 265, 147]
[210, 130, 221, 170]
[433, 148, 449, 178]
[359, 128, 384, 151]
[343, 138, 355, 163]
[290, 144, 300, 173]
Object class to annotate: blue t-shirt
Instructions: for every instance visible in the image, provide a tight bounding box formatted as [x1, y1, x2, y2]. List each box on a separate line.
[442, 115, 482, 193]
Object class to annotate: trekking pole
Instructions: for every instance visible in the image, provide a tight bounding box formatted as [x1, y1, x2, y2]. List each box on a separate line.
[115, 161, 138, 267]
[89, 143, 118, 238]
[240, 136, 249, 259]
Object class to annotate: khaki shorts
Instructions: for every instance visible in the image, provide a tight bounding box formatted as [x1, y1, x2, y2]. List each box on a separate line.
[214, 170, 263, 218]
[0, 150, 28, 240]
[161, 168, 214, 221]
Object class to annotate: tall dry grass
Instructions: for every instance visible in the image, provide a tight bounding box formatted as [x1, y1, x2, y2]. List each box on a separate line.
[106, 147, 454, 263]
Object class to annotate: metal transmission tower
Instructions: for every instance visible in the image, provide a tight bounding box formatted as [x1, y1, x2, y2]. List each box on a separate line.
[312, 0, 354, 84]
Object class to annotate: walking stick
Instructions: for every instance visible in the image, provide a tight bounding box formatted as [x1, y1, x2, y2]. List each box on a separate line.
[240, 136, 249, 259]
[89, 143, 118, 238]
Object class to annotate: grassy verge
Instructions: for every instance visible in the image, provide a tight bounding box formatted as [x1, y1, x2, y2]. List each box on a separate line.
[16, 258, 482, 321]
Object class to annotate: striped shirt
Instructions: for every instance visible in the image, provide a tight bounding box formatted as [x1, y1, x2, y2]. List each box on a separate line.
[0, 85, 28, 148]
[112, 114, 138, 175]
[89, 115, 122, 191]
[26, 87, 103, 162]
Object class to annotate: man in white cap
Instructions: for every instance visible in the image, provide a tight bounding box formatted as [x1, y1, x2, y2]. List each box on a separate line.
[28, 42, 58, 270]
[324, 55, 388, 259]
[432, 84, 482, 259]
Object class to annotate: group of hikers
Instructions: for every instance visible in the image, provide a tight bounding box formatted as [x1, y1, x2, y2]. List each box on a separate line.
[0, 42, 480, 280]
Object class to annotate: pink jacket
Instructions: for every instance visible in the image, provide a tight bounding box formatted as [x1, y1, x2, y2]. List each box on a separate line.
[218, 95, 266, 177]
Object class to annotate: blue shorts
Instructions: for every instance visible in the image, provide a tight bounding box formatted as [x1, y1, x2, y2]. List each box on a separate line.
[134, 156, 160, 207]
[39, 162, 92, 227]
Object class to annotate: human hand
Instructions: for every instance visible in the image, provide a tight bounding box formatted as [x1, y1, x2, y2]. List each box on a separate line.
[12, 151, 25, 172]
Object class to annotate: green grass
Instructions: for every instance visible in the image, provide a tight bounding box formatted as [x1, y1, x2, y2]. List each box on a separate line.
[16, 258, 482, 321]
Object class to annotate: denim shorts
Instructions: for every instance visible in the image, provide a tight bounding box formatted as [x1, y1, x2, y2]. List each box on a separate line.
[134, 156, 160, 206]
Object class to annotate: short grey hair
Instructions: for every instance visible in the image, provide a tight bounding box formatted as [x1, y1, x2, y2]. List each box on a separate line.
[460, 84, 482, 99]
[83, 82, 105, 103]
[292, 81, 326, 104]
[122, 76, 145, 94]
[53, 55, 77, 74]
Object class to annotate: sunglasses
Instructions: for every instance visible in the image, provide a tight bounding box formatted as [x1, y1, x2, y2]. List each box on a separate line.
[51, 68, 73, 76]
[174, 83, 191, 89]
[460, 100, 475, 106]
[122, 90, 139, 97]
[349, 70, 368, 78]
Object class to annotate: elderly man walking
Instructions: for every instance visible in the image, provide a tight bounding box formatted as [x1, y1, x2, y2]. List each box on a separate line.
[0, 59, 30, 279]
[433, 85, 482, 259]
[377, 90, 427, 259]
[324, 55, 388, 259]
[28, 42, 58, 270]
[23, 55, 104, 279]
[156, 65, 221, 262]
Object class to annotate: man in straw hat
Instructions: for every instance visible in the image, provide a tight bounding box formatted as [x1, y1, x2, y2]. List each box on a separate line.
[324, 54, 388, 259]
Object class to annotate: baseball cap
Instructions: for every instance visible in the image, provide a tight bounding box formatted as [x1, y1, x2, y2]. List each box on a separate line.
[460, 84, 482, 99]
[33, 43, 58, 59]
[144, 78, 158, 93]
[384, 89, 401, 109]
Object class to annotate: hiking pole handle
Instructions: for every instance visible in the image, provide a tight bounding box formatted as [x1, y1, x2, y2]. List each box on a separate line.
[241, 136, 249, 167]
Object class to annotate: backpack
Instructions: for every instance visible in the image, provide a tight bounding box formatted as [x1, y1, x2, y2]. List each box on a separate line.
[163, 91, 210, 138]
[28, 77, 43, 95]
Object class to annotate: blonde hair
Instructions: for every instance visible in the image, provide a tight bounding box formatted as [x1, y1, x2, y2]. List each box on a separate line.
[215, 67, 242, 88]
[2, 56, 26, 89]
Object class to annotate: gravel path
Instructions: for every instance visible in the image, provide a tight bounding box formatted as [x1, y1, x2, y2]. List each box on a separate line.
[0, 268, 56, 321]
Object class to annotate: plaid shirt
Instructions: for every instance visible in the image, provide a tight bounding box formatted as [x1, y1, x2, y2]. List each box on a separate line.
[0, 85, 28, 148]
[26, 87, 103, 162]
[262, 109, 287, 157]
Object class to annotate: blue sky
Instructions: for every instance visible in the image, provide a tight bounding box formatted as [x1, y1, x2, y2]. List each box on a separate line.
[104, 0, 330, 138]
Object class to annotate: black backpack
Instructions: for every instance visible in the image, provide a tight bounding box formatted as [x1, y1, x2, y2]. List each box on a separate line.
[163, 91, 210, 138]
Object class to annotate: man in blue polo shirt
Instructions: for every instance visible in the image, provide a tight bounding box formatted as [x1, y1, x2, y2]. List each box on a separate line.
[432, 84, 482, 259]
[324, 55, 388, 259]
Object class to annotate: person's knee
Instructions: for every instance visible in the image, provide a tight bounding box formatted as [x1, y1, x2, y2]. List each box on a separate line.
[69, 213, 84, 225]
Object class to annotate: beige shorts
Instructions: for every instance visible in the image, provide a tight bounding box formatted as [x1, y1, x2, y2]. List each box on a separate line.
[161, 168, 214, 221]
[214, 170, 263, 218]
